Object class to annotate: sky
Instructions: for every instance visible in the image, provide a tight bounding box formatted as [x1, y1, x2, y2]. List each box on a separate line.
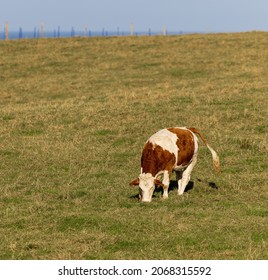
[1, 0, 268, 33]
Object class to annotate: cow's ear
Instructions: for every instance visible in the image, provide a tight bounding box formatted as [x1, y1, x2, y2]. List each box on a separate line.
[154, 179, 164, 187]
[129, 178, 139, 186]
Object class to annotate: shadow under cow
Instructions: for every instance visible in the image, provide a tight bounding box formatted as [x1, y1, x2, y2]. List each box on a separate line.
[130, 178, 219, 200]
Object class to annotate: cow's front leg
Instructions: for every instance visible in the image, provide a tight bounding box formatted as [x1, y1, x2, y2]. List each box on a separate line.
[162, 170, 170, 199]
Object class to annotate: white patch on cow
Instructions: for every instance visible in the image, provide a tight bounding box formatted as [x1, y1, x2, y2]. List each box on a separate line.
[189, 130, 199, 154]
[173, 164, 186, 171]
[147, 128, 179, 162]
[138, 172, 155, 202]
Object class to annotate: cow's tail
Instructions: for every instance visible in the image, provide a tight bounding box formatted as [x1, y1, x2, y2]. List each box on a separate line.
[188, 127, 220, 173]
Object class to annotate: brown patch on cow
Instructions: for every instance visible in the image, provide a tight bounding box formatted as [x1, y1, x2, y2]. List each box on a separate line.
[141, 142, 176, 177]
[129, 178, 139, 186]
[167, 128, 196, 167]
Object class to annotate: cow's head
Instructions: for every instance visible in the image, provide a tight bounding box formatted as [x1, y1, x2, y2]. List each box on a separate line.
[130, 173, 163, 202]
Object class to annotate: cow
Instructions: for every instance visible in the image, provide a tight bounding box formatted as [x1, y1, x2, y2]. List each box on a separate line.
[130, 127, 220, 202]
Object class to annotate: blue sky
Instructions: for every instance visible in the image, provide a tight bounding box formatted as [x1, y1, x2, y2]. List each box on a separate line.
[1, 0, 268, 32]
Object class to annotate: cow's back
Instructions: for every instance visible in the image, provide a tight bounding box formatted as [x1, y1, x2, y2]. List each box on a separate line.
[140, 127, 198, 175]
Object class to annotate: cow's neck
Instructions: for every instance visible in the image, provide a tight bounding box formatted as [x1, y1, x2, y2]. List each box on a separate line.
[141, 164, 158, 177]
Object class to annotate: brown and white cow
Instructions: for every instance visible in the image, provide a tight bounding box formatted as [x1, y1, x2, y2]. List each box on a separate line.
[130, 127, 220, 202]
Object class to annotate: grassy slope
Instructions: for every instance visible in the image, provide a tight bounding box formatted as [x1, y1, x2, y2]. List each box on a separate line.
[0, 32, 267, 259]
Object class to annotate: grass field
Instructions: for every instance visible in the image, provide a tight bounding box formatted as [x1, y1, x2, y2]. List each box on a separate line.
[0, 32, 267, 260]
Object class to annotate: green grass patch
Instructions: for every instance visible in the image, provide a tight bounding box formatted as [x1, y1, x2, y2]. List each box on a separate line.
[0, 32, 267, 259]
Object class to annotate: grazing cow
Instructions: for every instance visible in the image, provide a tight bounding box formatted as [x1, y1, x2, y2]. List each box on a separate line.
[130, 127, 220, 202]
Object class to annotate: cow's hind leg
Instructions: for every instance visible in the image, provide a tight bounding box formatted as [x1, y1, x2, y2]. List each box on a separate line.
[175, 170, 183, 194]
[177, 156, 197, 195]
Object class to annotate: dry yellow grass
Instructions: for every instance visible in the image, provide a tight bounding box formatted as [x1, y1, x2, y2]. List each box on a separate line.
[0, 32, 267, 259]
